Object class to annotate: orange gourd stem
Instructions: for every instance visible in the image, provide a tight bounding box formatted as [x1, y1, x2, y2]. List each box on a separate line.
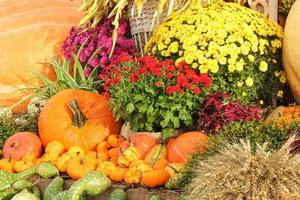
[68, 99, 87, 128]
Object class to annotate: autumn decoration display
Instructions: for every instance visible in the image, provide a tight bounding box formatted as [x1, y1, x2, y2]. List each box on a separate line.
[0, 0, 299, 199]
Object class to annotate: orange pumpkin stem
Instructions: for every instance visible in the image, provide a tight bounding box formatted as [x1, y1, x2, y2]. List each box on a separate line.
[69, 99, 87, 128]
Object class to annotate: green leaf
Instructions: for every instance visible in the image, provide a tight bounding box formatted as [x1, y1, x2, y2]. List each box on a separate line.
[137, 103, 148, 113]
[30, 71, 53, 86]
[133, 94, 144, 102]
[72, 55, 86, 84]
[126, 103, 135, 114]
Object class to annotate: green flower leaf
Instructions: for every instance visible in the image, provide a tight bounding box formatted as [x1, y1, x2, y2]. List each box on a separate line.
[126, 103, 135, 114]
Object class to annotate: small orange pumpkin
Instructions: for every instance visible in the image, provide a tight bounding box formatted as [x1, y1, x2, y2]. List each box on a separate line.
[3, 132, 42, 160]
[141, 169, 170, 188]
[66, 154, 96, 179]
[167, 132, 209, 163]
[97, 141, 111, 153]
[0, 158, 15, 172]
[38, 89, 121, 151]
[96, 161, 116, 176]
[124, 167, 142, 184]
[107, 135, 120, 148]
[108, 148, 121, 160]
[109, 167, 128, 182]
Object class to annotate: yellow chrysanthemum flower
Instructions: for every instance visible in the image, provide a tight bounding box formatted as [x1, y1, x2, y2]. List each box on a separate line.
[245, 77, 254, 87]
[277, 90, 284, 97]
[228, 64, 236, 72]
[237, 81, 244, 87]
[279, 75, 287, 84]
[259, 61, 268, 72]
[168, 42, 179, 53]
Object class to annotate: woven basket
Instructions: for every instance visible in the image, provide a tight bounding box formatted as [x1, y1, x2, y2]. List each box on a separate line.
[128, 0, 168, 55]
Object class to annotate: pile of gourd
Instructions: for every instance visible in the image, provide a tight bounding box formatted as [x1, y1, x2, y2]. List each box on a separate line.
[0, 130, 208, 190]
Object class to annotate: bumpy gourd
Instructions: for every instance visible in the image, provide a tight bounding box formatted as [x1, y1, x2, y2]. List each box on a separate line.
[35, 162, 59, 178]
[31, 186, 41, 199]
[12, 180, 32, 191]
[11, 189, 40, 200]
[0, 188, 18, 199]
[44, 177, 64, 200]
[53, 171, 111, 200]
[0, 167, 36, 191]
[107, 188, 127, 200]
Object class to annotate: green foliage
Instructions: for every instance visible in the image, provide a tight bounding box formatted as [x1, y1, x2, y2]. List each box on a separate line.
[32, 56, 101, 100]
[212, 121, 298, 151]
[21, 49, 102, 102]
[279, 0, 296, 15]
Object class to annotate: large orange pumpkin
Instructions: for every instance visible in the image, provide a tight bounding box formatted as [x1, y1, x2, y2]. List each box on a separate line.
[167, 132, 209, 163]
[38, 89, 121, 151]
[3, 132, 42, 160]
[283, 0, 300, 104]
[0, 0, 82, 112]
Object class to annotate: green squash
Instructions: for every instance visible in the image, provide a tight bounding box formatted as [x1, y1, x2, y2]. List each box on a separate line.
[35, 162, 59, 178]
[31, 185, 41, 199]
[0, 167, 36, 191]
[107, 189, 127, 200]
[53, 171, 111, 200]
[11, 189, 40, 200]
[44, 177, 64, 200]
[12, 180, 32, 191]
[0, 188, 18, 200]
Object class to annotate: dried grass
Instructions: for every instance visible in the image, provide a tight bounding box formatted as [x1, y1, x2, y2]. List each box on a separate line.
[185, 139, 300, 200]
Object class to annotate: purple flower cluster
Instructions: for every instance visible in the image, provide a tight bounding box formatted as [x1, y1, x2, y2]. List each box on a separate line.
[197, 93, 262, 133]
[61, 18, 136, 77]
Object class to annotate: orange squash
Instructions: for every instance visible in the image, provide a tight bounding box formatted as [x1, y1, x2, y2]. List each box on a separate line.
[0, 0, 82, 112]
[109, 167, 128, 182]
[3, 132, 42, 160]
[38, 89, 121, 151]
[167, 132, 209, 163]
[66, 154, 97, 179]
[141, 169, 170, 188]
